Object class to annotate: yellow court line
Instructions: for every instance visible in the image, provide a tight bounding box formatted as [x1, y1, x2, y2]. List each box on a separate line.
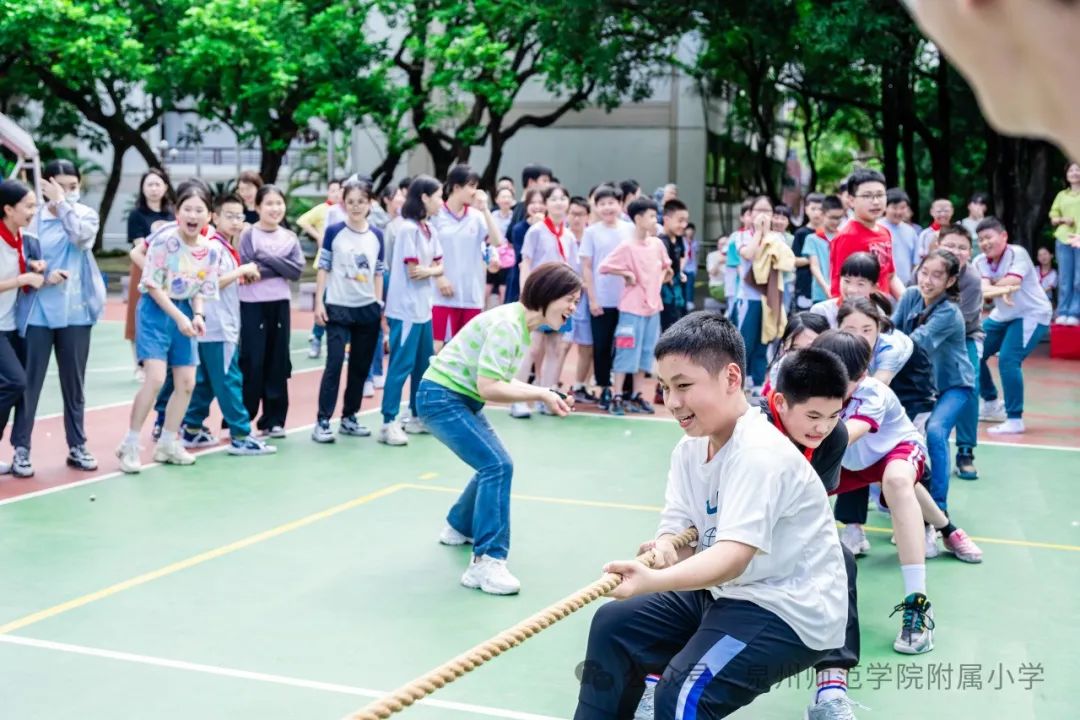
[401, 484, 1080, 553]
[0, 483, 408, 636]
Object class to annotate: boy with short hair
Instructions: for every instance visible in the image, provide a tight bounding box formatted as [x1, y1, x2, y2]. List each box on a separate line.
[803, 195, 844, 304]
[829, 169, 904, 299]
[974, 217, 1053, 434]
[960, 192, 989, 239]
[915, 197, 954, 267]
[881, 188, 921, 285]
[181, 195, 275, 456]
[579, 185, 632, 410]
[812, 330, 936, 655]
[575, 312, 848, 720]
[658, 198, 690, 333]
[599, 197, 672, 415]
[792, 192, 825, 310]
[509, 163, 553, 227]
[937, 225, 985, 479]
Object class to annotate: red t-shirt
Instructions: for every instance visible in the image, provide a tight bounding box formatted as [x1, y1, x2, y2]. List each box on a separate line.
[829, 220, 895, 296]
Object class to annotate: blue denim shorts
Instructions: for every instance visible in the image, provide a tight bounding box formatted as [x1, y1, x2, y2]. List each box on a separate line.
[135, 295, 199, 367]
[613, 311, 660, 374]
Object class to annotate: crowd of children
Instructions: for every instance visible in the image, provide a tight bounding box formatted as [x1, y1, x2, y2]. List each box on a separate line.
[0, 154, 1067, 720]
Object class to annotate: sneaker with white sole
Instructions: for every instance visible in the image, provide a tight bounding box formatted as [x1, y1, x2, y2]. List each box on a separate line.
[308, 336, 322, 359]
[438, 525, 473, 546]
[925, 525, 941, 559]
[11, 447, 33, 478]
[377, 421, 408, 446]
[228, 435, 277, 456]
[979, 398, 1006, 422]
[633, 676, 660, 719]
[311, 419, 336, 443]
[403, 417, 429, 434]
[340, 415, 372, 437]
[891, 592, 935, 654]
[460, 555, 521, 595]
[266, 425, 287, 439]
[153, 441, 196, 466]
[840, 523, 870, 557]
[942, 528, 983, 563]
[373, 374, 385, 389]
[116, 442, 142, 474]
[181, 426, 218, 449]
[362, 380, 375, 398]
[805, 695, 863, 720]
[509, 401, 532, 419]
[987, 418, 1025, 435]
[66, 445, 98, 471]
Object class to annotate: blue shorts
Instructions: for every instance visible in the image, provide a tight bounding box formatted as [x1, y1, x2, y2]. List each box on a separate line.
[612, 311, 660, 374]
[135, 295, 199, 367]
[571, 294, 593, 346]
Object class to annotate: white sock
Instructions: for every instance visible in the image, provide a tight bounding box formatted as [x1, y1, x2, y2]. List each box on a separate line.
[123, 430, 140, 446]
[814, 668, 848, 704]
[159, 430, 178, 446]
[901, 564, 926, 596]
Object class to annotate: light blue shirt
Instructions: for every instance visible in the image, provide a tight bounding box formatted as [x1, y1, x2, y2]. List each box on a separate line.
[26, 203, 100, 328]
[880, 220, 919, 286]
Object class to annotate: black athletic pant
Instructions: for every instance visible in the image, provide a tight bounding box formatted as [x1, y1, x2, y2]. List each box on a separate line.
[317, 303, 381, 421]
[590, 307, 619, 389]
[0, 331, 27, 443]
[815, 545, 860, 671]
[11, 325, 91, 450]
[240, 299, 292, 430]
[575, 593, 824, 719]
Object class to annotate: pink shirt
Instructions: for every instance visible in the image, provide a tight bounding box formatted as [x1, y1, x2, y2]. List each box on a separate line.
[599, 236, 671, 316]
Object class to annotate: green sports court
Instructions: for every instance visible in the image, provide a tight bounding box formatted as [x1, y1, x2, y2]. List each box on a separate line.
[0, 324, 1076, 719]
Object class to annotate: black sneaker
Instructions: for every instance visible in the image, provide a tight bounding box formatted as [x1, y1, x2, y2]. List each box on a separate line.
[629, 393, 655, 414]
[598, 387, 613, 411]
[66, 445, 98, 471]
[955, 452, 978, 480]
[572, 386, 598, 404]
[12, 447, 33, 478]
[609, 394, 625, 416]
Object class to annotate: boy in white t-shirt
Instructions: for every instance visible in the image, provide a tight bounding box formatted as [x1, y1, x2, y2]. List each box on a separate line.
[575, 312, 847, 719]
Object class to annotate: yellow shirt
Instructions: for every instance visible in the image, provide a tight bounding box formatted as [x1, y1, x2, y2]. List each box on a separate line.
[1049, 189, 1080, 242]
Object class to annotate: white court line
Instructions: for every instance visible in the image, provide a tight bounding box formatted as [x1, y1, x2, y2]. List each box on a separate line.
[0, 635, 564, 720]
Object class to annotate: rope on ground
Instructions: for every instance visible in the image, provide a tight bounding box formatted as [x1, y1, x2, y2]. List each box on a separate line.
[347, 526, 699, 720]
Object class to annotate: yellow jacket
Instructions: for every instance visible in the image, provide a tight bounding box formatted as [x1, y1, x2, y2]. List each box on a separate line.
[748, 232, 796, 344]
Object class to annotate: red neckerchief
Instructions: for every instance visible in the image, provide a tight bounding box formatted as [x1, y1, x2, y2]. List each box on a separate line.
[544, 216, 567, 261]
[930, 221, 942, 232]
[442, 202, 470, 222]
[212, 231, 241, 265]
[326, 200, 335, 206]
[767, 391, 814, 462]
[815, 226, 831, 240]
[0, 222, 28, 291]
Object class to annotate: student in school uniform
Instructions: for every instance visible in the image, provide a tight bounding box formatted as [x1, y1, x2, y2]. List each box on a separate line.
[802, 195, 845, 305]
[974, 218, 1054, 434]
[311, 181, 386, 444]
[430, 164, 502, 348]
[299, 178, 343, 361]
[828, 169, 905, 300]
[378, 175, 445, 446]
[791, 192, 825, 311]
[732, 195, 781, 390]
[914, 198, 955, 269]
[116, 184, 222, 474]
[881, 188, 920, 286]
[599, 197, 672, 415]
[565, 195, 597, 404]
[238, 185, 304, 438]
[575, 312, 847, 719]
[578, 184, 631, 411]
[0, 180, 46, 474]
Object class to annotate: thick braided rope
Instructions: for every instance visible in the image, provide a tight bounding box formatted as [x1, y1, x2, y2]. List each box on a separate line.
[348, 526, 699, 720]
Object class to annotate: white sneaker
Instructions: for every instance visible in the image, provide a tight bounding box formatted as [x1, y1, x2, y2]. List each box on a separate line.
[925, 525, 941, 559]
[377, 421, 408, 446]
[403, 417, 429, 434]
[134, 367, 146, 384]
[840, 524, 870, 557]
[979, 399, 1006, 423]
[363, 380, 375, 398]
[153, 441, 196, 466]
[987, 418, 1025, 434]
[438, 525, 473, 546]
[460, 555, 521, 595]
[116, 442, 142, 474]
[373, 374, 386, 389]
[509, 401, 532, 419]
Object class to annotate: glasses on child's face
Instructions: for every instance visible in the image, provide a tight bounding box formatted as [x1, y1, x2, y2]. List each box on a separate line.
[855, 193, 887, 202]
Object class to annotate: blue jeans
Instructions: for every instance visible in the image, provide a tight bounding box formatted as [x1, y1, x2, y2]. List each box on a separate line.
[683, 270, 697, 306]
[980, 318, 1048, 419]
[735, 298, 767, 387]
[925, 386, 972, 511]
[1056, 240, 1080, 318]
[184, 342, 252, 437]
[381, 318, 434, 423]
[955, 338, 981, 454]
[416, 379, 512, 560]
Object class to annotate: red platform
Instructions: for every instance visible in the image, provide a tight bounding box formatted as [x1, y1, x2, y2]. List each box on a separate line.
[1049, 323, 1080, 360]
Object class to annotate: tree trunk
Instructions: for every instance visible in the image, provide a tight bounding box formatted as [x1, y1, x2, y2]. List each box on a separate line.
[96, 140, 130, 251]
[880, 63, 900, 187]
[989, 134, 1057, 251]
[932, 59, 952, 198]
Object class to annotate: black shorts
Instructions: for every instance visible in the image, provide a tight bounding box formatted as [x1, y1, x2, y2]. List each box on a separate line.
[486, 268, 508, 288]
